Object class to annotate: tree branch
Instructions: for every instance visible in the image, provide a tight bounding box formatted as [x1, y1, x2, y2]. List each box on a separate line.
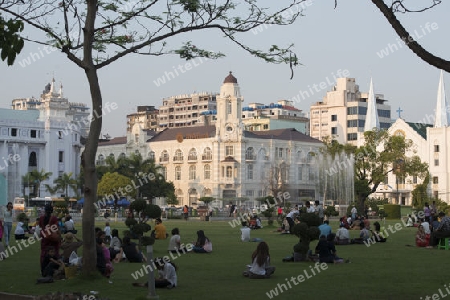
[371, 0, 450, 72]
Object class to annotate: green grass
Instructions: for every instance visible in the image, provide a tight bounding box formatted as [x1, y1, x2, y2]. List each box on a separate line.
[1, 218, 448, 300]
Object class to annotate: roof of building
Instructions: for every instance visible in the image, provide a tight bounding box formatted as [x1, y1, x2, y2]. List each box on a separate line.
[223, 72, 237, 84]
[98, 136, 127, 146]
[149, 125, 217, 142]
[244, 128, 322, 143]
[0, 108, 39, 121]
[405, 122, 433, 139]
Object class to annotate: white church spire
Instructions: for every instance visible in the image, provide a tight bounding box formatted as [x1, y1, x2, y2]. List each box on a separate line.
[59, 82, 63, 98]
[434, 70, 449, 127]
[49, 77, 55, 95]
[364, 78, 380, 131]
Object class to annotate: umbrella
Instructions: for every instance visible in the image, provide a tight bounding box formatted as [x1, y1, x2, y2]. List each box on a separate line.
[77, 198, 84, 205]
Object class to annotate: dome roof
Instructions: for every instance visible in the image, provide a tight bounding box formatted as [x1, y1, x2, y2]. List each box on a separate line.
[223, 71, 237, 84]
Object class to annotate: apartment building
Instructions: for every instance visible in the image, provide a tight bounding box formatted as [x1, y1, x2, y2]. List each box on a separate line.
[310, 78, 391, 145]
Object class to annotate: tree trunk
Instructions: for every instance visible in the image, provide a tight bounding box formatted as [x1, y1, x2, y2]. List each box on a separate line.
[79, 0, 103, 276]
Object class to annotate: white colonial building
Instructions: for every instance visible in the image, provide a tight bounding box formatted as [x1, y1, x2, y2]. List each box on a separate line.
[97, 72, 324, 208]
[0, 80, 87, 205]
[373, 71, 450, 205]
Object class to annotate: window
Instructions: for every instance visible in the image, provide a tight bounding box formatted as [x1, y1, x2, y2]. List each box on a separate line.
[331, 127, 337, 135]
[263, 124, 269, 129]
[347, 107, 358, 115]
[31, 130, 37, 138]
[161, 167, 167, 179]
[247, 164, 253, 180]
[28, 152, 37, 167]
[58, 151, 64, 163]
[227, 101, 232, 115]
[188, 148, 197, 160]
[298, 166, 303, 181]
[204, 165, 211, 180]
[308, 167, 315, 180]
[347, 120, 358, 127]
[175, 166, 181, 180]
[225, 146, 234, 156]
[433, 176, 439, 184]
[11, 128, 17, 136]
[434, 191, 439, 198]
[160, 151, 168, 162]
[202, 147, 212, 160]
[246, 190, 254, 197]
[174, 149, 184, 161]
[245, 147, 256, 160]
[434, 159, 439, 166]
[434, 145, 440, 152]
[148, 151, 155, 160]
[278, 148, 283, 158]
[58, 131, 63, 139]
[189, 165, 196, 180]
[226, 166, 233, 178]
[347, 133, 358, 141]
[331, 115, 337, 121]
[413, 176, 417, 184]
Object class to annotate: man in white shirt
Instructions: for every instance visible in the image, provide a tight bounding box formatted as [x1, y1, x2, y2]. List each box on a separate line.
[335, 224, 350, 245]
[315, 200, 324, 223]
[305, 201, 315, 213]
[286, 208, 299, 234]
[351, 206, 357, 221]
[421, 219, 431, 234]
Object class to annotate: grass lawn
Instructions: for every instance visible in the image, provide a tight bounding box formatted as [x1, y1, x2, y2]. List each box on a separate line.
[0, 218, 448, 300]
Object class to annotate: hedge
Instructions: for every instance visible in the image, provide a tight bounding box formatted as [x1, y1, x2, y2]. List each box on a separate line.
[383, 204, 401, 219]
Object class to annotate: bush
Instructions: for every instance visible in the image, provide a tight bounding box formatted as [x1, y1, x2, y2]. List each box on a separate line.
[383, 204, 401, 219]
[324, 206, 339, 217]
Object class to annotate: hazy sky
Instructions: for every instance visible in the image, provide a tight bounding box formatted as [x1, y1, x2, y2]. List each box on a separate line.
[1, 0, 449, 138]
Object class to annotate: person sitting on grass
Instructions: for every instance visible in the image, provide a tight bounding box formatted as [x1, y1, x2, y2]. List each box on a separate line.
[416, 225, 429, 247]
[132, 257, 178, 289]
[371, 221, 387, 242]
[240, 222, 251, 242]
[193, 230, 212, 253]
[168, 228, 189, 253]
[243, 241, 275, 279]
[60, 232, 83, 264]
[427, 212, 450, 249]
[109, 229, 124, 263]
[315, 235, 346, 264]
[335, 224, 350, 245]
[351, 222, 371, 244]
[42, 246, 65, 278]
[121, 236, 147, 262]
[14, 220, 27, 240]
[151, 218, 167, 240]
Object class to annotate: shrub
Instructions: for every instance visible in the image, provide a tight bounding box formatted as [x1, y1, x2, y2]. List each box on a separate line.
[383, 204, 401, 219]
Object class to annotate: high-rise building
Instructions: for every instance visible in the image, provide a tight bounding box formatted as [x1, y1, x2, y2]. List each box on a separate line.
[126, 106, 159, 132]
[309, 78, 391, 145]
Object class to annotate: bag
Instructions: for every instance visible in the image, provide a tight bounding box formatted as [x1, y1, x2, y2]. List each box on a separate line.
[203, 240, 212, 252]
[45, 231, 61, 243]
[69, 251, 82, 266]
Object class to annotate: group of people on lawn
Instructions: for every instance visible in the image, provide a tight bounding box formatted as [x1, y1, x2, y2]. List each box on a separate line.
[36, 205, 213, 288]
[414, 202, 450, 248]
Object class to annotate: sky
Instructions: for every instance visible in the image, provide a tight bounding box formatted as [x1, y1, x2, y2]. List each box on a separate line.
[1, 0, 449, 138]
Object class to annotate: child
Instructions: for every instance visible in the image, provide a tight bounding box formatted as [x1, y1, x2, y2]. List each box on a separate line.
[104, 222, 112, 243]
[42, 246, 64, 278]
[14, 220, 26, 240]
[243, 241, 275, 279]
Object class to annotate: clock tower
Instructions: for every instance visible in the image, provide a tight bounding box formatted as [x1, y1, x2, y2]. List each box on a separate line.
[216, 72, 243, 141]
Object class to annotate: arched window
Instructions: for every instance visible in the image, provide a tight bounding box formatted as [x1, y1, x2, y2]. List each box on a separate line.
[202, 147, 212, 160]
[204, 164, 211, 180]
[189, 165, 196, 180]
[174, 149, 184, 162]
[175, 166, 181, 180]
[246, 147, 255, 160]
[258, 148, 267, 161]
[188, 148, 197, 161]
[160, 167, 167, 179]
[97, 154, 105, 166]
[119, 153, 126, 159]
[28, 152, 37, 167]
[160, 150, 169, 162]
[148, 151, 155, 160]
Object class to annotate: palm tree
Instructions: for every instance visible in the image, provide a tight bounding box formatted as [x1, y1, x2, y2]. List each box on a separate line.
[29, 169, 53, 197]
[53, 172, 78, 199]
